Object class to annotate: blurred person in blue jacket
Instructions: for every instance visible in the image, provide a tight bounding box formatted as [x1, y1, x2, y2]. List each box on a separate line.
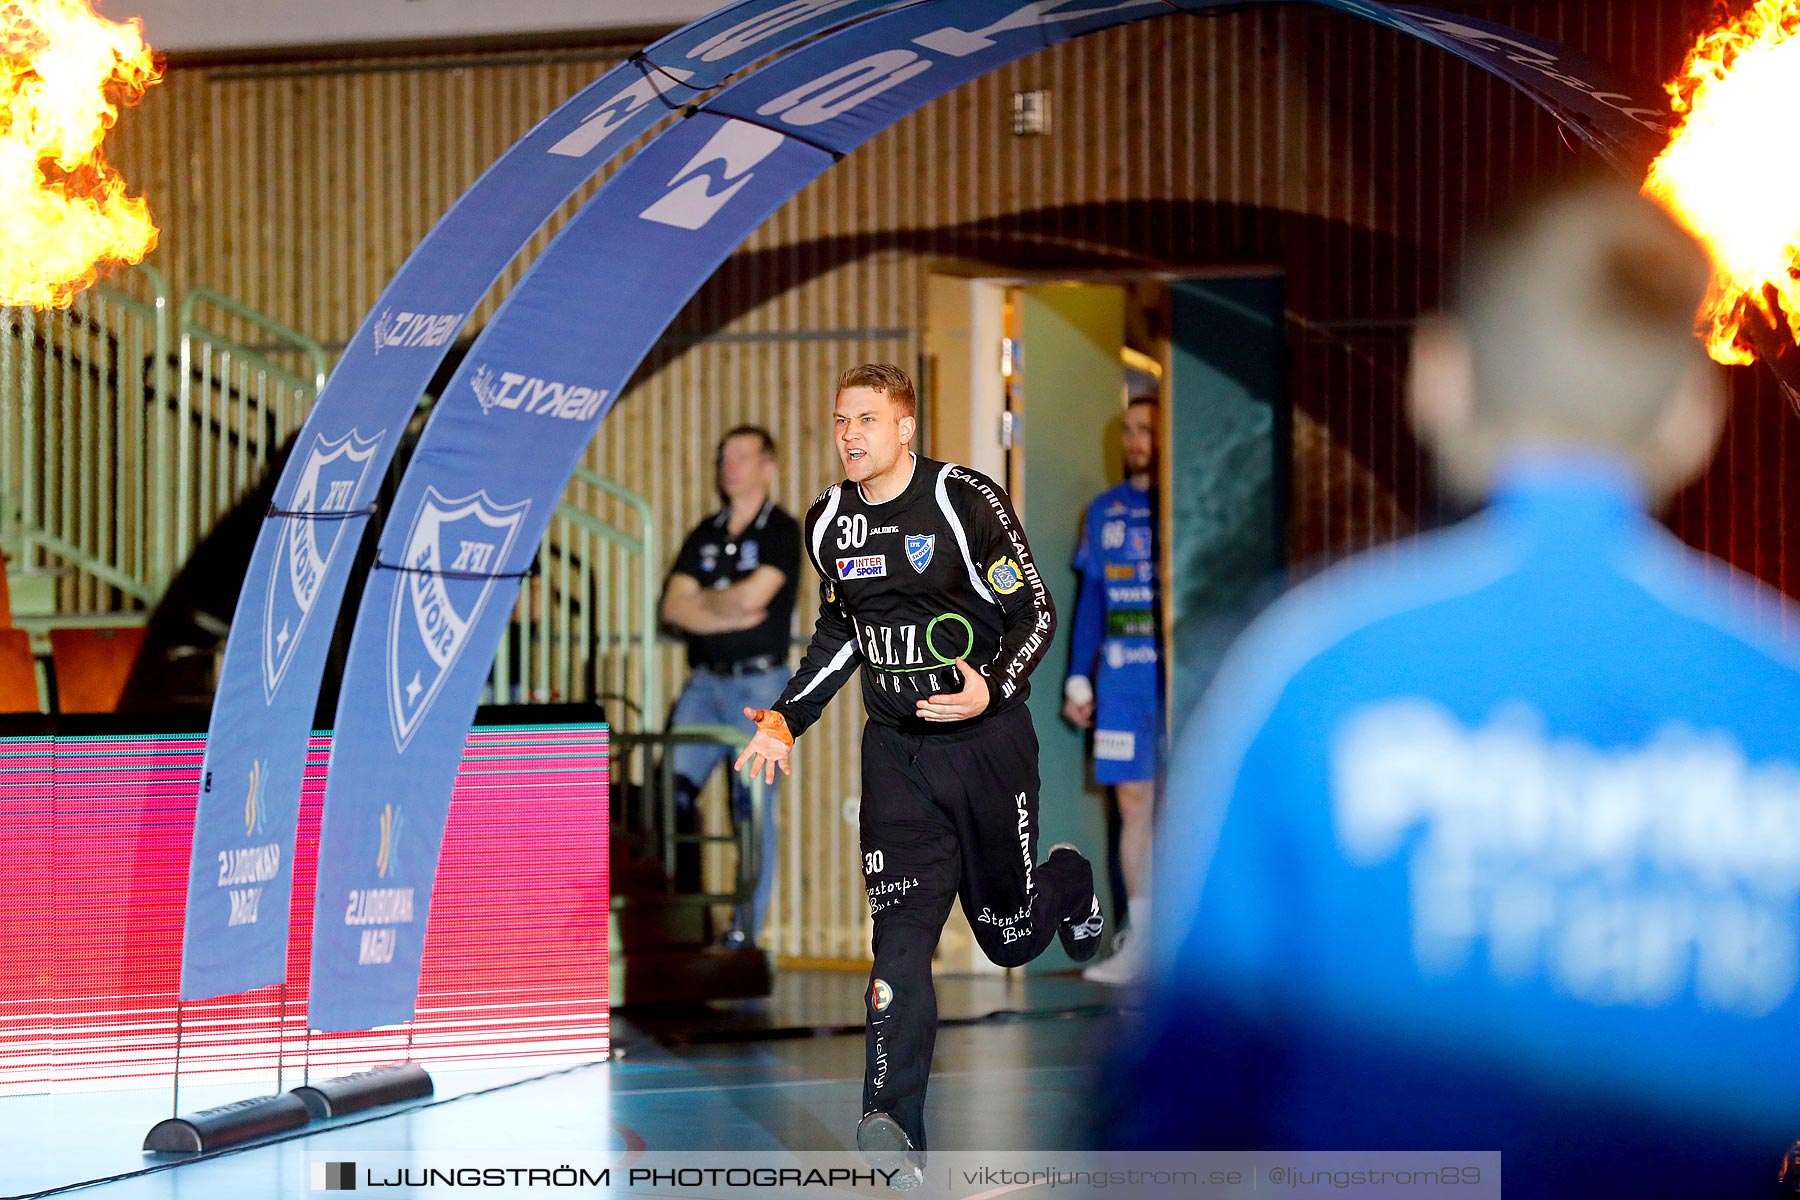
[1111, 178, 1800, 1197]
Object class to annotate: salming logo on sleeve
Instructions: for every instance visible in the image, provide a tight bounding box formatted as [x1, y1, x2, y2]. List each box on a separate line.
[934, 464, 994, 603]
[946, 467, 1053, 701]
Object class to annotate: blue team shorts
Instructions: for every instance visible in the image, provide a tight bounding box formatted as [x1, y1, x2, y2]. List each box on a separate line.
[1092, 639, 1161, 785]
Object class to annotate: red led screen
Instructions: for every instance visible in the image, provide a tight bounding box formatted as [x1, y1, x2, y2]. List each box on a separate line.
[0, 722, 608, 1092]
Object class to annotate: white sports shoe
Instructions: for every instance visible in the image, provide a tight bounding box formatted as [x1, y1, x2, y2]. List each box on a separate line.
[856, 1111, 924, 1191]
[1083, 906, 1148, 986]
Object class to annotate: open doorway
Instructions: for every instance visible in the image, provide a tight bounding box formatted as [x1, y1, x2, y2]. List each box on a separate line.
[923, 270, 1287, 969]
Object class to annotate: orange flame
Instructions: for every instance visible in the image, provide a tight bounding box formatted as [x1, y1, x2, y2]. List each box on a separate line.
[0, 0, 159, 310]
[1644, 1, 1800, 366]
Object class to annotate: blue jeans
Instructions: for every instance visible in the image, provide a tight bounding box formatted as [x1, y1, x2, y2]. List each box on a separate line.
[668, 664, 788, 939]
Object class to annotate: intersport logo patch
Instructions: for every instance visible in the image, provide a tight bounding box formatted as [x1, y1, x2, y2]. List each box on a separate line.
[837, 554, 886, 580]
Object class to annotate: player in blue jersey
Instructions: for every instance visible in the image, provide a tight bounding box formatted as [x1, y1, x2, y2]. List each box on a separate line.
[1064, 395, 1161, 985]
[1113, 180, 1800, 1197]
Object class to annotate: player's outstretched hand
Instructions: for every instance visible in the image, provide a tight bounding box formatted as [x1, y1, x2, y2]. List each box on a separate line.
[917, 658, 989, 722]
[735, 707, 794, 786]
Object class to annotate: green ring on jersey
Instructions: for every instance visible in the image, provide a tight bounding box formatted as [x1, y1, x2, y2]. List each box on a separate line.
[925, 612, 975, 668]
[879, 612, 975, 673]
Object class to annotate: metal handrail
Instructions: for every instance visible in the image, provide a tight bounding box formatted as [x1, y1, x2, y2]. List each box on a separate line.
[175, 285, 332, 566]
[1, 265, 173, 607]
[568, 464, 659, 726]
[176, 326, 317, 396]
[490, 467, 657, 733]
[178, 286, 330, 393]
[137, 265, 174, 585]
[5, 272, 663, 742]
[25, 531, 159, 606]
[614, 724, 765, 913]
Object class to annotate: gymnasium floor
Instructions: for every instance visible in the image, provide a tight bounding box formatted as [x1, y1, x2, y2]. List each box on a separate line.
[7, 970, 1123, 1198]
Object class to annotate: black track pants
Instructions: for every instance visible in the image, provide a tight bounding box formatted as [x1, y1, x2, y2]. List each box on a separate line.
[858, 705, 1095, 1150]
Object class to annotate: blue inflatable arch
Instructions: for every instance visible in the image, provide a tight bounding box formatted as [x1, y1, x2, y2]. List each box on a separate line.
[177, 0, 1675, 1028]
[179, 0, 953, 1004]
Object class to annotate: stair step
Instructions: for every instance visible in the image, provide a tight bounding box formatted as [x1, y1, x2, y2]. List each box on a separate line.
[10, 610, 149, 655]
[4, 567, 64, 618]
[608, 853, 669, 892]
[610, 945, 771, 1008]
[609, 896, 708, 950]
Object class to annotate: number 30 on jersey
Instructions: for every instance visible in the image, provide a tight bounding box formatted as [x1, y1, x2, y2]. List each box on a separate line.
[836, 514, 869, 550]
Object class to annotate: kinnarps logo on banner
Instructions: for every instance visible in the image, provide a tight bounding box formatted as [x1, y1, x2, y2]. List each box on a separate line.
[372, 308, 463, 353]
[470, 363, 610, 422]
[639, 120, 785, 231]
[264, 430, 384, 699]
[386, 487, 530, 753]
[630, 2, 1170, 239]
[546, 66, 695, 158]
[684, 0, 872, 64]
[1389, 8, 1666, 130]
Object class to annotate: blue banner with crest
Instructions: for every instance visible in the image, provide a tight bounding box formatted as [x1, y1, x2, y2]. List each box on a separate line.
[306, 0, 1264, 1032]
[303, 0, 1669, 1030]
[178, 0, 928, 1001]
[123, 0, 1648, 1021]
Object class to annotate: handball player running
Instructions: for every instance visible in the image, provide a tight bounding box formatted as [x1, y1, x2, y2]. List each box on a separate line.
[735, 363, 1103, 1185]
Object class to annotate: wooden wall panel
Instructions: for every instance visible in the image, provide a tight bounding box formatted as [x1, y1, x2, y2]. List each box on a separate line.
[99, 2, 1781, 961]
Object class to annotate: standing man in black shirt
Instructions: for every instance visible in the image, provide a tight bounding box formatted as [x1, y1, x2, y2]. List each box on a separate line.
[661, 425, 800, 948]
[734, 364, 1104, 1180]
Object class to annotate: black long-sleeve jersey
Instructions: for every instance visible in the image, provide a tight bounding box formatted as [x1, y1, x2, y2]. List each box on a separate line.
[771, 453, 1056, 738]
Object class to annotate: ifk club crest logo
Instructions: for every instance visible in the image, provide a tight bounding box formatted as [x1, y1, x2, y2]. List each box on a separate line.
[905, 533, 935, 574]
[386, 486, 531, 753]
[264, 429, 383, 700]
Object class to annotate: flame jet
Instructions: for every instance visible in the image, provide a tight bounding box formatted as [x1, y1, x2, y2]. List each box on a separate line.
[0, 0, 159, 309]
[1645, 0, 1800, 404]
